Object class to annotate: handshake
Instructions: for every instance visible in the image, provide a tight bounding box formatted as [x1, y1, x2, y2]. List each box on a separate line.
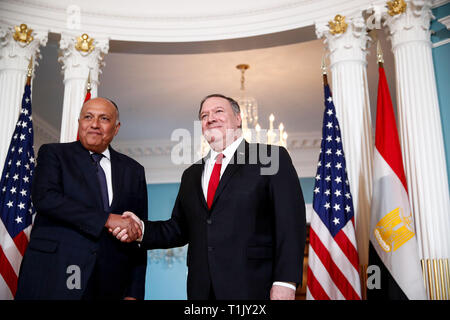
[105, 211, 143, 243]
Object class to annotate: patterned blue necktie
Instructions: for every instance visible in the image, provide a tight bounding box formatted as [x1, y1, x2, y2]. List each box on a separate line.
[91, 153, 110, 213]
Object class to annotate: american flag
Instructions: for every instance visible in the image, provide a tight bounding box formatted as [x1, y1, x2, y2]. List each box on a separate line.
[306, 83, 362, 300]
[0, 82, 36, 299]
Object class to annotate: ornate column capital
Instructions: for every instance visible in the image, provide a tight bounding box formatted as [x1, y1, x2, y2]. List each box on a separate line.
[0, 23, 48, 75]
[58, 32, 109, 86]
[315, 12, 371, 68]
[384, 0, 434, 50]
[58, 33, 109, 142]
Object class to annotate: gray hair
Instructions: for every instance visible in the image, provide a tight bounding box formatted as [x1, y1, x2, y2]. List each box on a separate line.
[198, 94, 241, 127]
[79, 97, 120, 124]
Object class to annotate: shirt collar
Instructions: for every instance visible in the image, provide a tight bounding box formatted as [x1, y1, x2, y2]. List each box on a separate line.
[209, 136, 244, 162]
[89, 148, 111, 161]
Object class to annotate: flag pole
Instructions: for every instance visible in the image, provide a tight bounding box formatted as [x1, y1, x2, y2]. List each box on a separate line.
[321, 53, 328, 86]
[84, 69, 92, 101]
[376, 40, 384, 68]
[86, 69, 91, 94]
[26, 56, 33, 86]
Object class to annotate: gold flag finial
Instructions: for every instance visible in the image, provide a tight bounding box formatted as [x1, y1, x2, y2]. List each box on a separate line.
[387, 0, 407, 16]
[329, 15, 348, 35]
[377, 40, 384, 65]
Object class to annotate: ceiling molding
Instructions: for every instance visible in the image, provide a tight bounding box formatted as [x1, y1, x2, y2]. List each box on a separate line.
[438, 15, 450, 29]
[1, 0, 385, 43]
[432, 0, 450, 9]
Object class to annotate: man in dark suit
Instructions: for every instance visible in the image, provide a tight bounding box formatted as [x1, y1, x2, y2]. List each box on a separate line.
[115, 94, 306, 300]
[15, 97, 147, 300]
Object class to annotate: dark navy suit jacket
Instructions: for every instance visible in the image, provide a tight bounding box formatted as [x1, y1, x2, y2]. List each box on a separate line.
[15, 141, 147, 300]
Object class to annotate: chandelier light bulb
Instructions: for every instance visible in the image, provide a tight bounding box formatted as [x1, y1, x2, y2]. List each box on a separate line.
[269, 114, 275, 122]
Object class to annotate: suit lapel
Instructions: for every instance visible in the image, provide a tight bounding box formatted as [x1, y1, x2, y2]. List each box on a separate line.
[193, 157, 208, 211]
[74, 141, 104, 210]
[109, 146, 123, 211]
[210, 140, 247, 210]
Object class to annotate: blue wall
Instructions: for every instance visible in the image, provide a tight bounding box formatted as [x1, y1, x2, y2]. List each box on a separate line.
[144, 177, 314, 300]
[145, 183, 187, 300]
[431, 3, 450, 188]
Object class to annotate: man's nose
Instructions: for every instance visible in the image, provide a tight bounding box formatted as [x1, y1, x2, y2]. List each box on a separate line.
[207, 113, 216, 123]
[91, 118, 100, 128]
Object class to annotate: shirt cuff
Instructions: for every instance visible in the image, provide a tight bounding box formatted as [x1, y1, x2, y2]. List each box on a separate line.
[273, 281, 296, 291]
[137, 219, 144, 242]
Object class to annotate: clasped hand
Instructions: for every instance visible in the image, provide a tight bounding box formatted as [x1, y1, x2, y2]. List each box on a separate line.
[105, 211, 142, 243]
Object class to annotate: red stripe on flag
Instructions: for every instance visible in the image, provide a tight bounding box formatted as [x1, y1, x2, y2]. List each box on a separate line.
[307, 266, 330, 300]
[0, 246, 18, 297]
[334, 229, 359, 271]
[375, 66, 408, 191]
[13, 231, 28, 256]
[309, 227, 361, 300]
[84, 91, 91, 103]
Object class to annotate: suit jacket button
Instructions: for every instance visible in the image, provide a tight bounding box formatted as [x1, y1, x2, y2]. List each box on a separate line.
[208, 246, 214, 251]
[206, 219, 212, 225]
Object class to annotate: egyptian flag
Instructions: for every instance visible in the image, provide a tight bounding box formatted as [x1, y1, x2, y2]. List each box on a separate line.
[368, 64, 427, 300]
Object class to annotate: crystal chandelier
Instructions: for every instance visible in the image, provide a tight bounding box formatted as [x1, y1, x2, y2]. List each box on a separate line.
[235, 64, 288, 148]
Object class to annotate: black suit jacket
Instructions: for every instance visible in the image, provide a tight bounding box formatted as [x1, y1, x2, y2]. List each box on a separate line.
[142, 141, 306, 299]
[15, 141, 147, 300]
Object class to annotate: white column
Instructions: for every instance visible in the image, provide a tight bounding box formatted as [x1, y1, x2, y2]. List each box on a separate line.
[316, 14, 374, 271]
[0, 24, 47, 171]
[385, 0, 450, 299]
[58, 33, 109, 142]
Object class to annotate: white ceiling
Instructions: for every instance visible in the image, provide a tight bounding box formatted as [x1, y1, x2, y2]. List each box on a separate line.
[31, 26, 397, 143]
[1, 0, 384, 41]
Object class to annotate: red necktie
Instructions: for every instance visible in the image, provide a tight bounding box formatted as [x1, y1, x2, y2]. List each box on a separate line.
[207, 153, 224, 209]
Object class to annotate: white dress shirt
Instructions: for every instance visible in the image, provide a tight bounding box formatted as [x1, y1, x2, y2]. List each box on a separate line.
[201, 136, 244, 201]
[89, 149, 113, 206]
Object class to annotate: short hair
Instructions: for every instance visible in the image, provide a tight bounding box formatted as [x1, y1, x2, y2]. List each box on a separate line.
[198, 93, 241, 119]
[106, 98, 120, 123]
[107, 98, 119, 112]
[80, 97, 120, 124]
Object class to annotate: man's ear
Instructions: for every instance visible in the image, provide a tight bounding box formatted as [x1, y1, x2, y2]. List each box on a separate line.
[114, 122, 121, 136]
[237, 112, 242, 128]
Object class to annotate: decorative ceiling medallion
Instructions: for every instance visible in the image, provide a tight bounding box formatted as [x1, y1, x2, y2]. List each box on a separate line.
[13, 24, 34, 45]
[387, 0, 407, 17]
[75, 33, 95, 54]
[328, 15, 348, 35]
